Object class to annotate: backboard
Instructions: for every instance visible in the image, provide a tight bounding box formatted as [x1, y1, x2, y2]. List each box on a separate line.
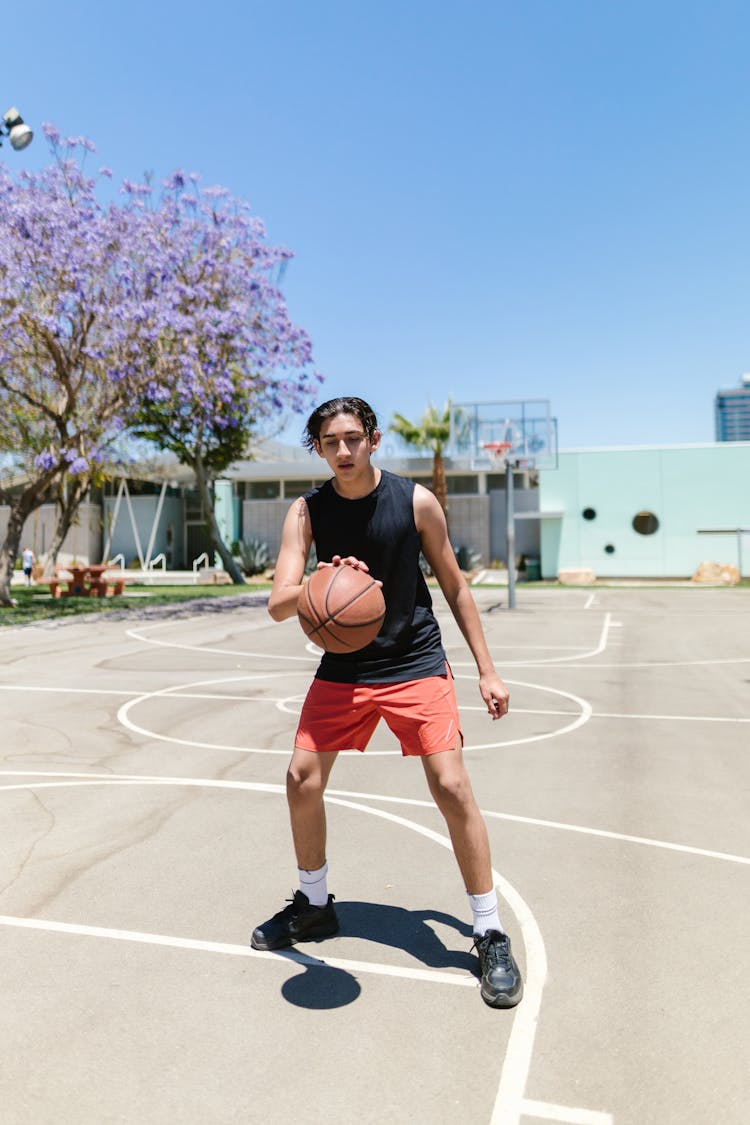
[449, 398, 558, 470]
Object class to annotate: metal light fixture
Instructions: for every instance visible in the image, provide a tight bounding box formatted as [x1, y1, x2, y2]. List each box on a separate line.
[2, 107, 33, 151]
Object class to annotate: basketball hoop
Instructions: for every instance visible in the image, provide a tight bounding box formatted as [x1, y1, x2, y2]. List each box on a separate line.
[482, 441, 513, 467]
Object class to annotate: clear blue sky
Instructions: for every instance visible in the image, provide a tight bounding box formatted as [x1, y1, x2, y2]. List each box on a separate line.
[5, 0, 750, 452]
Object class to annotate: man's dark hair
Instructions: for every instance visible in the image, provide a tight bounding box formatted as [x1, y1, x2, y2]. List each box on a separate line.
[303, 396, 379, 451]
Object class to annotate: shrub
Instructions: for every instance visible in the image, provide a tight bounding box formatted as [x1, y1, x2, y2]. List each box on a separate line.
[240, 537, 272, 576]
[453, 544, 481, 572]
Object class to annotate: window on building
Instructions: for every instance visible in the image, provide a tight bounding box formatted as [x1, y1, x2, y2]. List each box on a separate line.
[247, 481, 280, 499]
[582, 507, 597, 520]
[446, 475, 479, 495]
[284, 479, 320, 498]
[487, 472, 529, 490]
[632, 511, 659, 535]
[604, 544, 616, 554]
[183, 489, 205, 518]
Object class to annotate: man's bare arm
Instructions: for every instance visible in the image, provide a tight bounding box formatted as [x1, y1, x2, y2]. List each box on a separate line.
[268, 498, 313, 621]
[415, 486, 510, 719]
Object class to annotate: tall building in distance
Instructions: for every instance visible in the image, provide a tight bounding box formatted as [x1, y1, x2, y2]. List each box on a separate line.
[715, 374, 750, 441]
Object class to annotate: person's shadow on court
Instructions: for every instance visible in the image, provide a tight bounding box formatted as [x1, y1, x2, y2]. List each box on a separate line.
[276, 901, 477, 1010]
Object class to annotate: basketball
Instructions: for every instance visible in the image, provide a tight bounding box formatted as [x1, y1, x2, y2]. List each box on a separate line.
[297, 565, 386, 653]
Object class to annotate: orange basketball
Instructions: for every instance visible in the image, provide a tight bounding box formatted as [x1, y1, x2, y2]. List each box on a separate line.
[297, 565, 386, 653]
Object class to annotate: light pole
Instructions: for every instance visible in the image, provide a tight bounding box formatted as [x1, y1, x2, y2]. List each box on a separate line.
[1, 107, 33, 151]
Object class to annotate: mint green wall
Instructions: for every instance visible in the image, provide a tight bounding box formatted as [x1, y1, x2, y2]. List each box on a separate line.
[213, 480, 235, 566]
[539, 444, 750, 578]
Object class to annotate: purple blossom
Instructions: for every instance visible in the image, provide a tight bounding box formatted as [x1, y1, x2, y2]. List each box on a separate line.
[0, 121, 321, 561]
[163, 171, 186, 190]
[65, 136, 97, 153]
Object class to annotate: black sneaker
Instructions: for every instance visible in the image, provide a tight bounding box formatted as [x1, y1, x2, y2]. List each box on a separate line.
[473, 930, 523, 1008]
[251, 890, 339, 951]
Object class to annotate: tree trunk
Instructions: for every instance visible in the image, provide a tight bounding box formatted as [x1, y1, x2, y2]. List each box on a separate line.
[193, 454, 245, 585]
[432, 448, 449, 531]
[0, 475, 59, 606]
[45, 475, 91, 576]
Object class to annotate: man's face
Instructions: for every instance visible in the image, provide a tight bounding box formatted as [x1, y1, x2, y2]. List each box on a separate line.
[314, 412, 381, 475]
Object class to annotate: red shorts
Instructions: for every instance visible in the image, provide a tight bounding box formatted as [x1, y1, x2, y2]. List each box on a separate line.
[295, 666, 463, 757]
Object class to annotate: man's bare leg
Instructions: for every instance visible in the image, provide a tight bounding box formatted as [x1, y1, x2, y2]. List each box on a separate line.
[286, 745, 339, 870]
[421, 742, 493, 893]
[422, 741, 524, 1008]
[250, 747, 340, 951]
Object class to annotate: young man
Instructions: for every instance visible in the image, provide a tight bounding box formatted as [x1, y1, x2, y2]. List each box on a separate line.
[251, 396, 522, 1008]
[21, 546, 35, 587]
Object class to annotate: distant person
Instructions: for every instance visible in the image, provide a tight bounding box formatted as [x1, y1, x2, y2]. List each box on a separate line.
[251, 395, 523, 1009]
[21, 546, 35, 587]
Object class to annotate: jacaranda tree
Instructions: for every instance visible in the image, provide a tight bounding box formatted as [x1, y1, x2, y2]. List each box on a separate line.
[127, 170, 321, 582]
[0, 128, 319, 605]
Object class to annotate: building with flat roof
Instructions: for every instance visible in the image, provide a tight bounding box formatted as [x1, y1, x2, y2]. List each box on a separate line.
[715, 374, 750, 441]
[5, 439, 749, 581]
[539, 441, 750, 579]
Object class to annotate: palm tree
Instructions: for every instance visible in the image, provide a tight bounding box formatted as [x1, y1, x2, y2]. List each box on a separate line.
[389, 402, 453, 522]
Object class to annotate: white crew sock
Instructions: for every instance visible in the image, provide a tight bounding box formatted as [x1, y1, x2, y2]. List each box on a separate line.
[299, 861, 329, 907]
[468, 888, 502, 936]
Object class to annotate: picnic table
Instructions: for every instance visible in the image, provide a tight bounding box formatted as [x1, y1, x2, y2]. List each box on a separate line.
[48, 565, 126, 599]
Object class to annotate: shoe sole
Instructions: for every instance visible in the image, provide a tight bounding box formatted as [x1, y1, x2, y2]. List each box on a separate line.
[250, 920, 339, 952]
[480, 980, 524, 1009]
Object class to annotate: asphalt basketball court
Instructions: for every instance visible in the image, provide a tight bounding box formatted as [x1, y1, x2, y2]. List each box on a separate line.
[0, 584, 748, 1124]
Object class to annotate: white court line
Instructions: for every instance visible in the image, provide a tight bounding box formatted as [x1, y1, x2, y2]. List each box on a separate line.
[0, 774, 547, 1125]
[456, 679, 592, 750]
[125, 619, 318, 663]
[4, 603, 743, 1123]
[111, 673, 594, 756]
[2, 772, 747, 869]
[321, 788, 750, 868]
[461, 702, 750, 724]
[302, 793, 548, 1125]
[0, 684, 141, 697]
[453, 614, 615, 667]
[1, 681, 747, 728]
[125, 612, 618, 670]
[520, 1099, 612, 1124]
[487, 647, 609, 653]
[480, 809, 750, 866]
[518, 657, 750, 669]
[6, 615, 744, 1120]
[0, 913, 475, 988]
[589, 709, 750, 724]
[122, 612, 750, 671]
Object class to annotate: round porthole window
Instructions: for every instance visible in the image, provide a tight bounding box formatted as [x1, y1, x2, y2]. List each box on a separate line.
[582, 508, 596, 520]
[604, 544, 615, 554]
[632, 511, 659, 535]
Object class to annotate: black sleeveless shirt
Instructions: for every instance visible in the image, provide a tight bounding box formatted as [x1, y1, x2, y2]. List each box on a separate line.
[304, 470, 446, 683]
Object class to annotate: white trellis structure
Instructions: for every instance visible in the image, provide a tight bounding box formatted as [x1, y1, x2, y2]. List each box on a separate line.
[102, 478, 171, 570]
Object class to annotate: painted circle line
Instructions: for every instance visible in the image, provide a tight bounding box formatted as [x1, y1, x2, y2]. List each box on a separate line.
[116, 674, 591, 757]
[125, 620, 319, 664]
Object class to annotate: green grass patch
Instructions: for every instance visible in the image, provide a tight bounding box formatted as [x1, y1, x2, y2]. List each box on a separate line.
[1, 582, 271, 627]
